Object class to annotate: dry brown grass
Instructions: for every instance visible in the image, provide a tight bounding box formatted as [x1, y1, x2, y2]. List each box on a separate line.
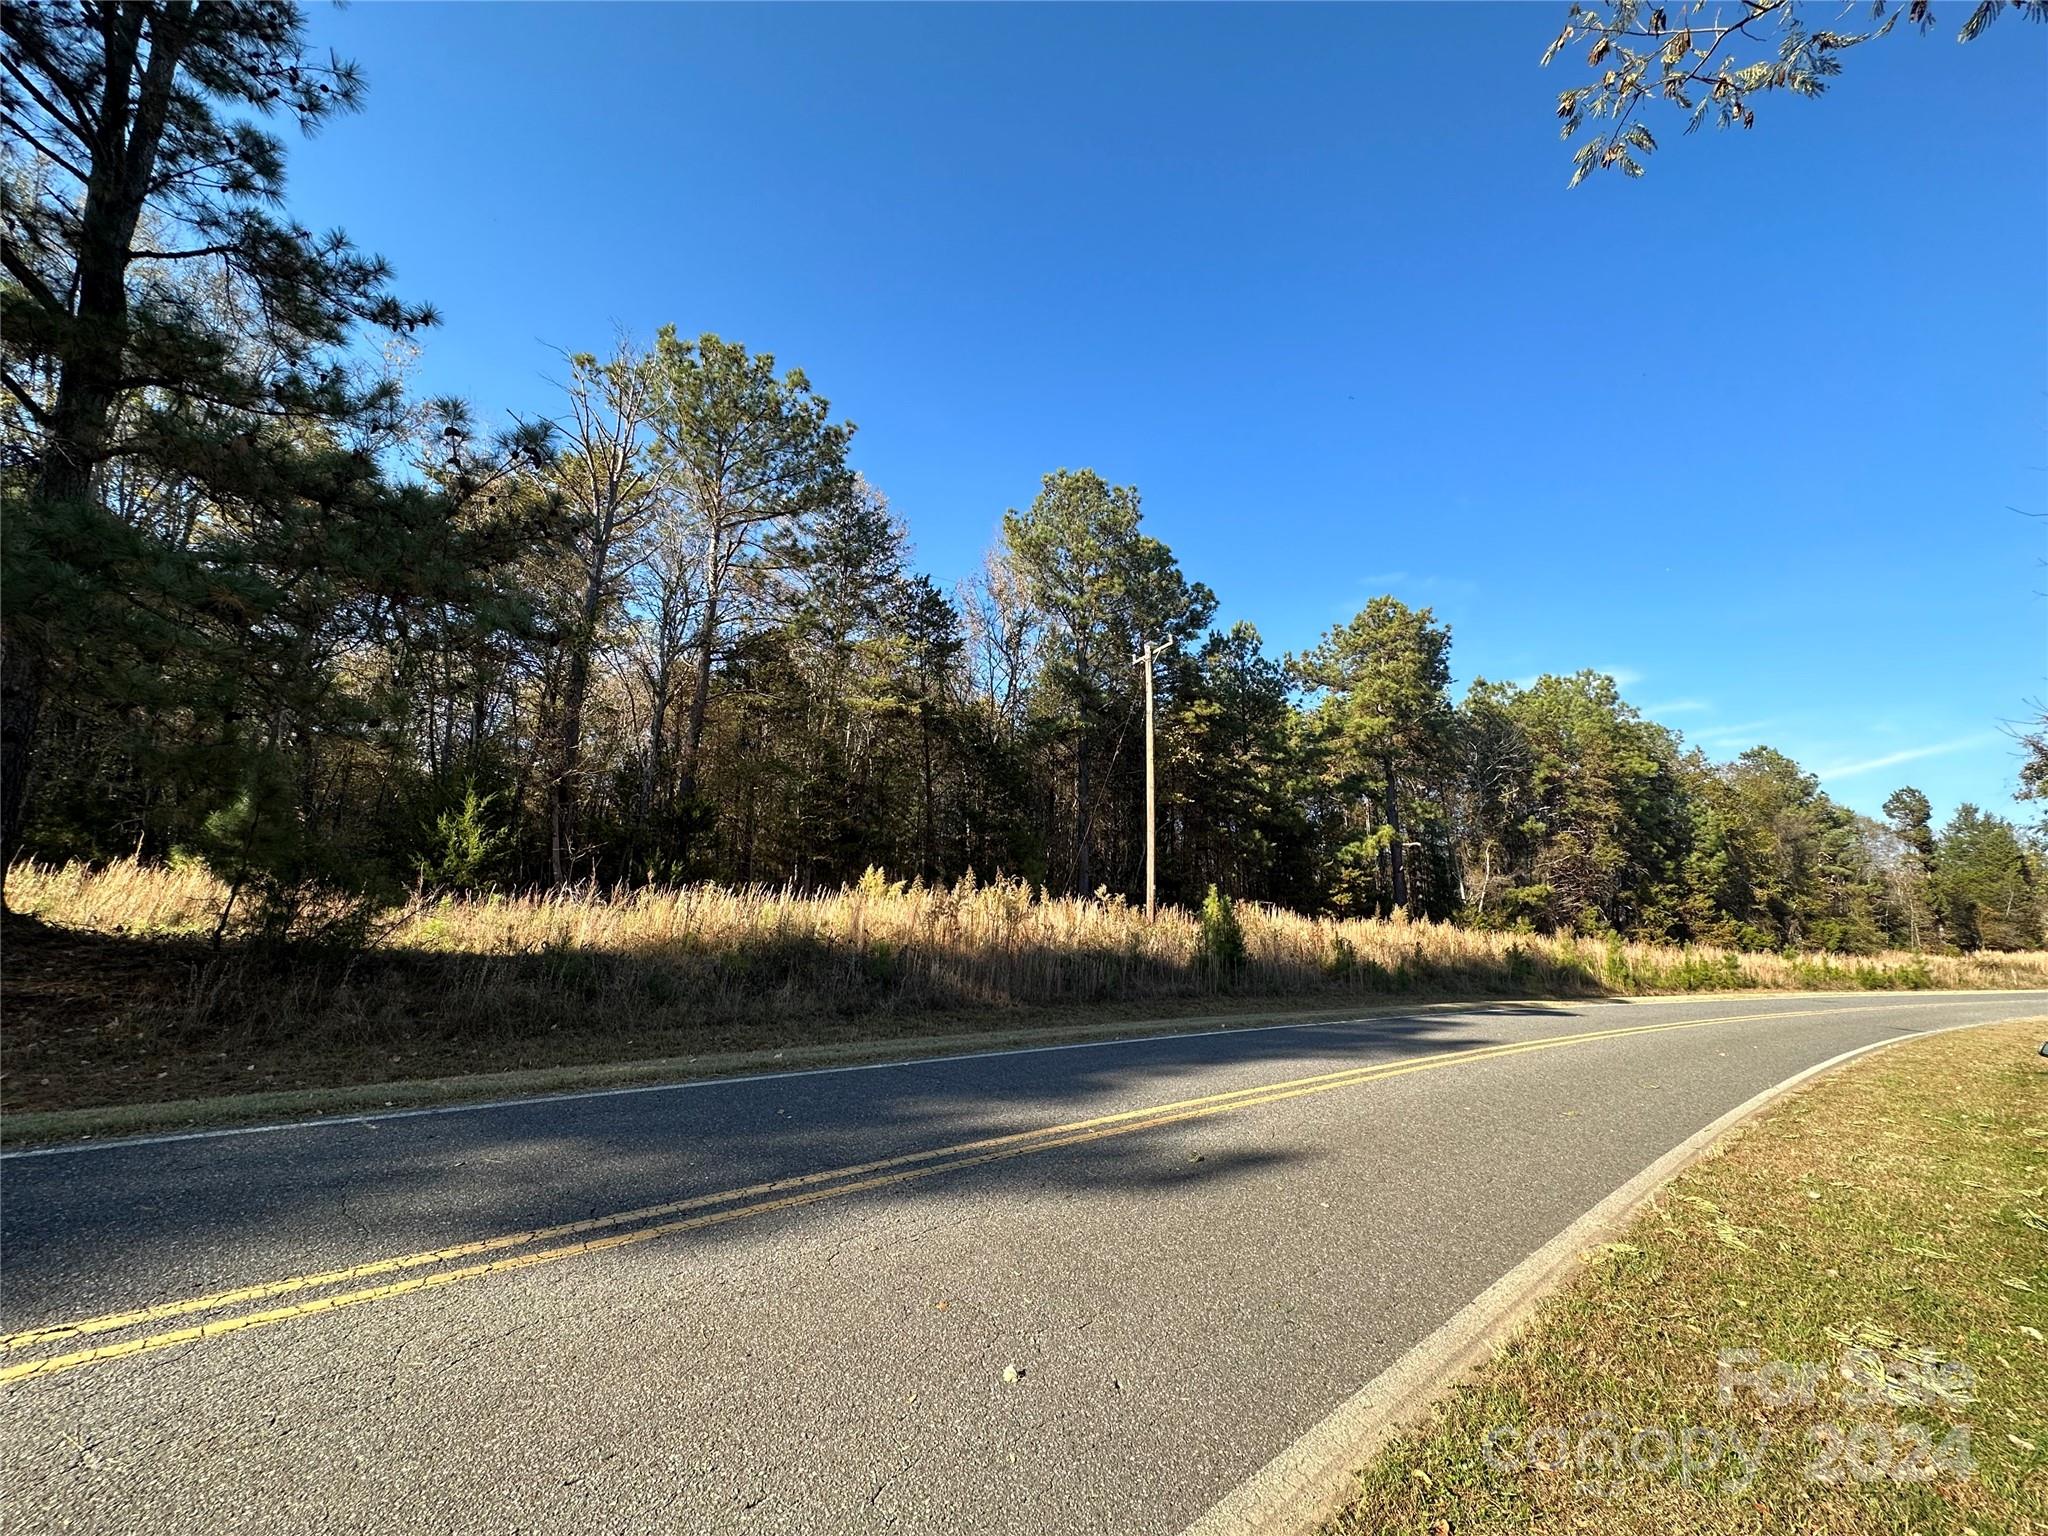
[6, 858, 2047, 1117]
[1326, 1018, 2048, 1535]
[15, 856, 2048, 998]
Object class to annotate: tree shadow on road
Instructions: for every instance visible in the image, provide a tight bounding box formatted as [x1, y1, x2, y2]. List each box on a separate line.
[0, 1003, 1623, 1325]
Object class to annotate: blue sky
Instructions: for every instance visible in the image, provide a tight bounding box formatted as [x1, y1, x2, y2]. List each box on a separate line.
[285, 2, 2046, 825]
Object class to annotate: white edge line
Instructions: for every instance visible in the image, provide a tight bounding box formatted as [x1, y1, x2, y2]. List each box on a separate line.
[0, 1003, 1556, 1160]
[2, 991, 2032, 1163]
[1174, 1012, 2021, 1536]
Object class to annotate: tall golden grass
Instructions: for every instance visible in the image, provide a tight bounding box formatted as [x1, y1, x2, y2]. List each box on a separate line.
[12, 857, 2048, 1010]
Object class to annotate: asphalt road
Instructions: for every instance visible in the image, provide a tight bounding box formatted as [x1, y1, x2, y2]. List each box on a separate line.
[4, 990, 2043, 1535]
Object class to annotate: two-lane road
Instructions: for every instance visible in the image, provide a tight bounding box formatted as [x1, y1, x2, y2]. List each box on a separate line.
[4, 990, 2042, 1534]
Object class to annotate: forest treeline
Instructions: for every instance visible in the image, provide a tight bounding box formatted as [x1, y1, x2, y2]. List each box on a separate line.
[4, 3, 2043, 955]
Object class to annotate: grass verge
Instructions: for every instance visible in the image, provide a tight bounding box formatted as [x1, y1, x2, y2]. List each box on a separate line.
[1326, 1018, 2048, 1536]
[7, 858, 2046, 1124]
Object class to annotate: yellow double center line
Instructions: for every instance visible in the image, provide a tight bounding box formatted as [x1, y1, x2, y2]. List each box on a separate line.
[0, 1004, 1895, 1384]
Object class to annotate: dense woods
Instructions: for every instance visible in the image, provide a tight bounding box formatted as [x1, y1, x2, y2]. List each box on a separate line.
[5, 2, 2043, 957]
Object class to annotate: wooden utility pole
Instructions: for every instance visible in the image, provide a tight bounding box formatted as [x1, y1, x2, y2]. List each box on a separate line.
[1142, 639, 1156, 922]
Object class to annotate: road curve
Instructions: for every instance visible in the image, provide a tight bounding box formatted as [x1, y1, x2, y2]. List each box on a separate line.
[4, 990, 2042, 1534]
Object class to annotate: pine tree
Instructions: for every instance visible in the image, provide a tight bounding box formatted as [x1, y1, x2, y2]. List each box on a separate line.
[782, 476, 912, 885]
[1163, 622, 1315, 906]
[1, 0, 436, 886]
[1881, 785, 1942, 948]
[1542, 0, 2046, 186]
[896, 574, 965, 881]
[1294, 598, 1454, 914]
[1935, 804, 2042, 952]
[1462, 671, 1685, 935]
[998, 469, 1214, 895]
[645, 328, 854, 821]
